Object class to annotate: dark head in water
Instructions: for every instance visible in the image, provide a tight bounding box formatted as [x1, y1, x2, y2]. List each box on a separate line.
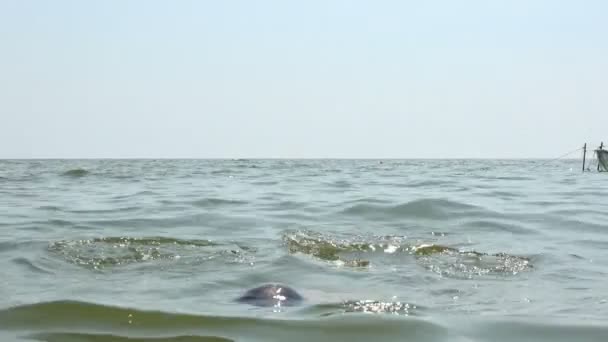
[236, 284, 303, 307]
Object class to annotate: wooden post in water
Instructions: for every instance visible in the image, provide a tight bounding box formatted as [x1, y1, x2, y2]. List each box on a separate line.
[599, 142, 604, 171]
[582, 143, 587, 172]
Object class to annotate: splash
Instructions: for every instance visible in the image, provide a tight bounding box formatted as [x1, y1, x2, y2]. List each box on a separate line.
[342, 300, 416, 315]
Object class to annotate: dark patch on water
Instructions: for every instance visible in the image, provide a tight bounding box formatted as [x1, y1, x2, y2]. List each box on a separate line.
[190, 198, 248, 208]
[62, 168, 89, 177]
[38, 205, 62, 211]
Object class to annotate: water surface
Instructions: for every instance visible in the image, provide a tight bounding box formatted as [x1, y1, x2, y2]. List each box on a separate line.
[1, 159, 607, 341]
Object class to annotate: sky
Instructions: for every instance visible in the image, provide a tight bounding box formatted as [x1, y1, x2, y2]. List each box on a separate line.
[0, 0, 606, 158]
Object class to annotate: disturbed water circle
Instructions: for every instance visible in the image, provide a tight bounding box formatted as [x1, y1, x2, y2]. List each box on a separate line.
[48, 236, 255, 270]
[413, 245, 532, 279]
[282, 229, 532, 279]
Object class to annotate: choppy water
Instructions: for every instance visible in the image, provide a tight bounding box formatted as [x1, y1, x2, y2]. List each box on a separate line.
[1, 159, 607, 341]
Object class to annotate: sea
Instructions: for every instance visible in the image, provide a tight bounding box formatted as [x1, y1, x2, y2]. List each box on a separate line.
[0, 159, 607, 342]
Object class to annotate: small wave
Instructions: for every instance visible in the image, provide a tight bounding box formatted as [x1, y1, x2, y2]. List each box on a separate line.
[405, 180, 453, 188]
[569, 239, 608, 249]
[328, 180, 352, 188]
[191, 198, 247, 208]
[234, 163, 259, 169]
[112, 190, 160, 200]
[66, 206, 140, 214]
[250, 180, 279, 185]
[46, 219, 74, 227]
[492, 176, 535, 181]
[340, 199, 486, 220]
[11, 257, 54, 275]
[38, 205, 62, 211]
[210, 169, 234, 175]
[78, 213, 240, 230]
[340, 198, 394, 206]
[482, 190, 521, 199]
[266, 201, 305, 211]
[553, 220, 608, 234]
[61, 168, 89, 177]
[462, 219, 535, 235]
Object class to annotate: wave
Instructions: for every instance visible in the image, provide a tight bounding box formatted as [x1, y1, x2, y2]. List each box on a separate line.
[250, 180, 279, 185]
[65, 206, 141, 214]
[11, 257, 55, 275]
[112, 190, 160, 200]
[190, 198, 248, 207]
[0, 300, 432, 341]
[210, 169, 235, 175]
[29, 332, 233, 342]
[339, 198, 394, 206]
[339, 198, 489, 220]
[1, 301, 606, 342]
[403, 180, 454, 188]
[75, 212, 238, 230]
[460, 219, 536, 235]
[266, 200, 306, 211]
[327, 180, 352, 188]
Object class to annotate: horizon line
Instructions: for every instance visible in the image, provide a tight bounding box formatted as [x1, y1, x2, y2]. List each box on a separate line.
[0, 157, 585, 161]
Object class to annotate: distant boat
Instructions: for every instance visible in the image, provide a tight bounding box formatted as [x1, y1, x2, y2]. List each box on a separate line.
[596, 143, 607, 172]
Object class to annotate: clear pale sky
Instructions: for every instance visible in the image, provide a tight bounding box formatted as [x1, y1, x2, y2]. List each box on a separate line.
[1, 0, 606, 158]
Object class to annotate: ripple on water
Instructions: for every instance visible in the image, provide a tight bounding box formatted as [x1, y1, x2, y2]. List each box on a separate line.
[11, 257, 55, 275]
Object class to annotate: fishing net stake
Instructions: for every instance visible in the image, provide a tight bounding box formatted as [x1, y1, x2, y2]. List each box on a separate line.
[598, 142, 604, 172]
[582, 143, 587, 172]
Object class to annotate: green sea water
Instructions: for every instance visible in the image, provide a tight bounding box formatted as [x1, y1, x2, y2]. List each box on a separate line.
[1, 159, 607, 341]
